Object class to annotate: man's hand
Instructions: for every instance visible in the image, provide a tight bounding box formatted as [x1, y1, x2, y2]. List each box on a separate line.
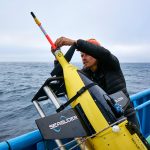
[54, 37, 76, 48]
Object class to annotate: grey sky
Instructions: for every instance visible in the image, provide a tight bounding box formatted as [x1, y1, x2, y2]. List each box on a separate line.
[0, 0, 150, 62]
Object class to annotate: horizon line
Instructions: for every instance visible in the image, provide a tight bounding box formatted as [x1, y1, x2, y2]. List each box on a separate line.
[0, 61, 150, 64]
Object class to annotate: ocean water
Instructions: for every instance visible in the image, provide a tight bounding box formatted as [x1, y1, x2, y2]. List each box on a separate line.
[0, 62, 150, 142]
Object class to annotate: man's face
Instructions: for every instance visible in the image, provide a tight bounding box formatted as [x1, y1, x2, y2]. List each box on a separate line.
[81, 52, 97, 69]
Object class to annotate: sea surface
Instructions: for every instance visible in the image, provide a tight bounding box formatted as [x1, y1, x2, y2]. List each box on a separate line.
[0, 62, 150, 142]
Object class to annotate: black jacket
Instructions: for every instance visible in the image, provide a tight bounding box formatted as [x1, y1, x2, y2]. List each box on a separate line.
[76, 40, 141, 128]
[76, 39, 129, 97]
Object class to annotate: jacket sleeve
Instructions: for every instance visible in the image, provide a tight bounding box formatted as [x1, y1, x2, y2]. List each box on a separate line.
[76, 39, 120, 70]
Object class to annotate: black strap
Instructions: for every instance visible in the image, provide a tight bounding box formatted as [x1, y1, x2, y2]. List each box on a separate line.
[56, 83, 97, 112]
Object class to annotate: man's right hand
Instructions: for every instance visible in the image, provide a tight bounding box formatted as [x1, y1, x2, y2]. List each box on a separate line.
[54, 37, 76, 48]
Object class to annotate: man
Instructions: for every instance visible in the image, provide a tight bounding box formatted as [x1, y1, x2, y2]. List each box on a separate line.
[54, 36, 139, 127]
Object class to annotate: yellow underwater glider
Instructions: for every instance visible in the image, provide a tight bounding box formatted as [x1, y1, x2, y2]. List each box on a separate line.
[31, 12, 150, 150]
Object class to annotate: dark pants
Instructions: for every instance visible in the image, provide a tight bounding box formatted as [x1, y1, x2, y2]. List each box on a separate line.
[125, 102, 140, 129]
[127, 112, 140, 129]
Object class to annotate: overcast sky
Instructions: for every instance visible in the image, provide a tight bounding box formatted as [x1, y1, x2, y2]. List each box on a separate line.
[0, 0, 150, 63]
